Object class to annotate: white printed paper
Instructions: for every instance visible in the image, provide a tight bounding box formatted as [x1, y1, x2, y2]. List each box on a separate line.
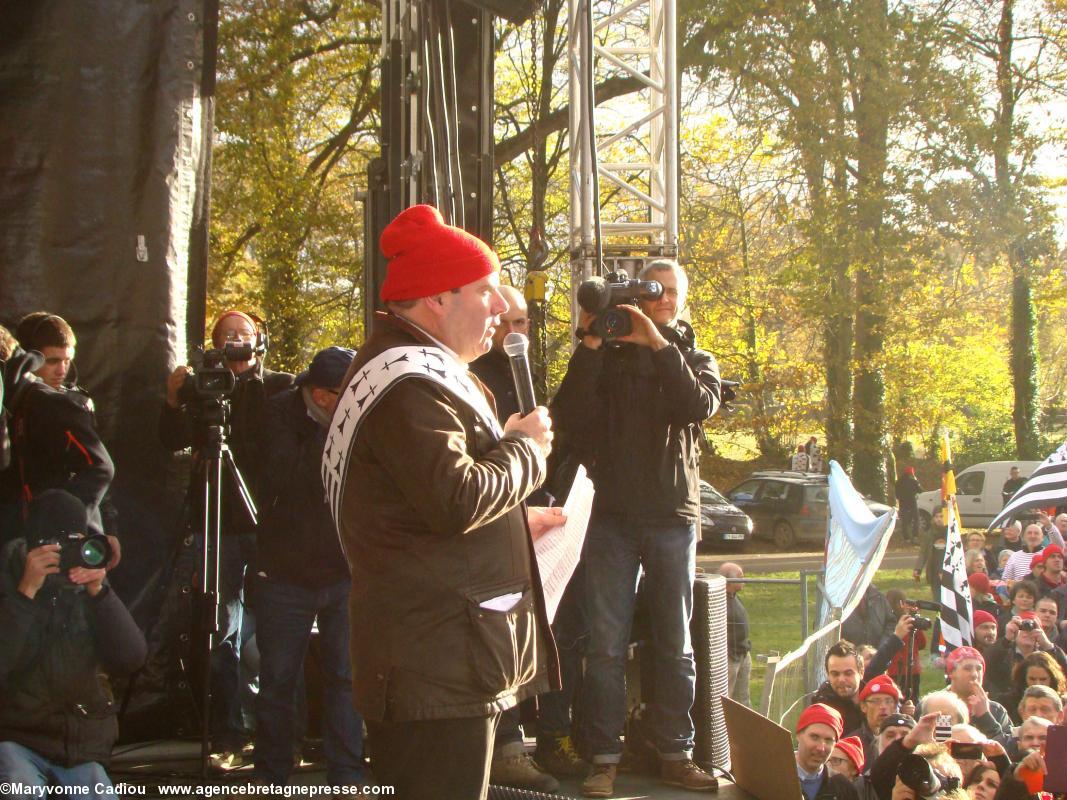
[534, 465, 594, 623]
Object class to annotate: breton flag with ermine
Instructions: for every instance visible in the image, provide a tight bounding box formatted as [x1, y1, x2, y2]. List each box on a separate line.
[938, 435, 973, 652]
[987, 440, 1067, 532]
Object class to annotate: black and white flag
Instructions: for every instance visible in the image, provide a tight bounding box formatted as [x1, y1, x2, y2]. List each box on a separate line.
[987, 440, 1067, 531]
[939, 502, 973, 652]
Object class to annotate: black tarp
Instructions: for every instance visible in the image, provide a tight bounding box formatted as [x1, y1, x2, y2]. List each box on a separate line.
[0, 0, 216, 600]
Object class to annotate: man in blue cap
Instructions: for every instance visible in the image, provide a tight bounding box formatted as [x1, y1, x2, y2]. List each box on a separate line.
[252, 346, 365, 788]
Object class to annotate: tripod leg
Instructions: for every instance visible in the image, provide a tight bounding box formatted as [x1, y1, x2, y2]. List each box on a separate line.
[223, 448, 258, 527]
[201, 453, 223, 778]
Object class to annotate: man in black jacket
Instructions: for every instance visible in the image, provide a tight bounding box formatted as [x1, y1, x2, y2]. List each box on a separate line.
[809, 624, 915, 736]
[159, 310, 293, 764]
[0, 490, 146, 796]
[470, 284, 529, 421]
[552, 259, 722, 796]
[253, 347, 365, 788]
[1, 329, 115, 548]
[894, 468, 923, 544]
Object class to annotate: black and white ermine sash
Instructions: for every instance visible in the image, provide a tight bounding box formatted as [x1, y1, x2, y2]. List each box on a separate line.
[321, 345, 505, 528]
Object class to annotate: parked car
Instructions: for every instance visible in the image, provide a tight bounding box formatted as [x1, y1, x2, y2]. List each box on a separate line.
[914, 460, 1041, 532]
[726, 471, 893, 549]
[699, 480, 753, 549]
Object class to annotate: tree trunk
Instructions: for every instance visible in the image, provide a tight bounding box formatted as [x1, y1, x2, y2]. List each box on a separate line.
[993, 0, 1040, 458]
[850, 0, 891, 501]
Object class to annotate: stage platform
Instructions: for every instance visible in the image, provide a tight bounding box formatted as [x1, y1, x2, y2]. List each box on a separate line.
[109, 740, 756, 799]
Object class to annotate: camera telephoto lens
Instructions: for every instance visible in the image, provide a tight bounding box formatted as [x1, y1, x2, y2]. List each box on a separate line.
[76, 534, 112, 569]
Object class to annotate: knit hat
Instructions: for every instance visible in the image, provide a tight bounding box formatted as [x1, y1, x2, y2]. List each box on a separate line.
[296, 347, 356, 389]
[379, 205, 499, 301]
[24, 489, 89, 547]
[879, 713, 916, 733]
[945, 646, 985, 674]
[973, 610, 997, 629]
[967, 573, 993, 594]
[1031, 552, 1046, 567]
[903, 466, 915, 476]
[1043, 544, 1064, 559]
[1019, 610, 1039, 621]
[858, 675, 902, 703]
[211, 310, 258, 347]
[796, 703, 844, 740]
[833, 736, 865, 774]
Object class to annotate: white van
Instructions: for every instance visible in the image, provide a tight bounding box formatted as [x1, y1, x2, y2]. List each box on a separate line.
[915, 460, 1041, 531]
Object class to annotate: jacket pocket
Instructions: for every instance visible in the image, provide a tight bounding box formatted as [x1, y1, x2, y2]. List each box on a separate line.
[464, 585, 538, 696]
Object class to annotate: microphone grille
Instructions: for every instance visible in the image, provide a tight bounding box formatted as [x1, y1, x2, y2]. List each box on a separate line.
[502, 332, 529, 357]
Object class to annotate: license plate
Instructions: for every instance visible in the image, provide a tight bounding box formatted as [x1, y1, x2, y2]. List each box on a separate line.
[724, 533, 745, 541]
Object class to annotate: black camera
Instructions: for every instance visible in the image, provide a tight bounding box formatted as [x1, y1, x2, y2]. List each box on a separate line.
[41, 532, 113, 573]
[1019, 618, 1039, 632]
[576, 269, 663, 339]
[896, 752, 960, 798]
[177, 347, 238, 404]
[908, 614, 933, 631]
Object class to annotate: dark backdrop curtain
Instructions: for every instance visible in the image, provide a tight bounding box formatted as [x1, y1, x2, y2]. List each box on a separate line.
[0, 0, 217, 598]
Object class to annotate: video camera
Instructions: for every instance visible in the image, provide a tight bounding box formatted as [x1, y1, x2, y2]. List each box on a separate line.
[176, 345, 247, 404]
[576, 269, 663, 340]
[904, 598, 939, 631]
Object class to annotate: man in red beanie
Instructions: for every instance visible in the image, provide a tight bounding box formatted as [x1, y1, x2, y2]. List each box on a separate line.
[945, 645, 1013, 740]
[324, 205, 560, 800]
[795, 703, 858, 800]
[852, 675, 902, 764]
[893, 466, 923, 544]
[1031, 543, 1066, 599]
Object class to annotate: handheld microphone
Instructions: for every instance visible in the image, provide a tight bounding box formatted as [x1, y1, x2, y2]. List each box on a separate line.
[502, 332, 537, 416]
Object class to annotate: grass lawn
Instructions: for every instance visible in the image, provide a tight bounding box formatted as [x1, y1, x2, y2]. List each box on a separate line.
[737, 568, 948, 709]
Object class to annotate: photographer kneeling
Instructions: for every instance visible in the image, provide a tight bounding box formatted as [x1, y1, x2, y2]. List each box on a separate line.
[0, 490, 146, 797]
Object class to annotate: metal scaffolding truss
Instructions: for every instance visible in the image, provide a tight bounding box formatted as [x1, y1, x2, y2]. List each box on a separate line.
[568, 0, 678, 283]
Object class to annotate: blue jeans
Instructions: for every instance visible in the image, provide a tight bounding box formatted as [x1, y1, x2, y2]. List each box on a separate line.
[582, 516, 696, 762]
[253, 577, 364, 786]
[0, 741, 111, 799]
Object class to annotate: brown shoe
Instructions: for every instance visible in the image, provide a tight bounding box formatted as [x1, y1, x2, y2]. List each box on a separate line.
[661, 759, 718, 791]
[490, 751, 560, 793]
[582, 763, 617, 798]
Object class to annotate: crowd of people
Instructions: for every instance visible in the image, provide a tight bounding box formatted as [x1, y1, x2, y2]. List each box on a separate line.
[790, 506, 1067, 800]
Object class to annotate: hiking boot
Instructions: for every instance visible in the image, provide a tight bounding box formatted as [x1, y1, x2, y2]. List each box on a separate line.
[490, 751, 560, 793]
[581, 763, 617, 798]
[536, 735, 587, 778]
[661, 759, 718, 792]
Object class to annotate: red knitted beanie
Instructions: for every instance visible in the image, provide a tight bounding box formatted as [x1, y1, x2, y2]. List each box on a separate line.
[833, 736, 865, 773]
[796, 703, 843, 739]
[379, 205, 500, 301]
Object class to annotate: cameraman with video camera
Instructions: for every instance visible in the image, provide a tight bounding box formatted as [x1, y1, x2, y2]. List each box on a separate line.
[552, 259, 722, 796]
[0, 489, 146, 796]
[159, 310, 293, 767]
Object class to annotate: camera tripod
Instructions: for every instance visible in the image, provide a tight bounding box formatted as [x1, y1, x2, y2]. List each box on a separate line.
[194, 400, 258, 778]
